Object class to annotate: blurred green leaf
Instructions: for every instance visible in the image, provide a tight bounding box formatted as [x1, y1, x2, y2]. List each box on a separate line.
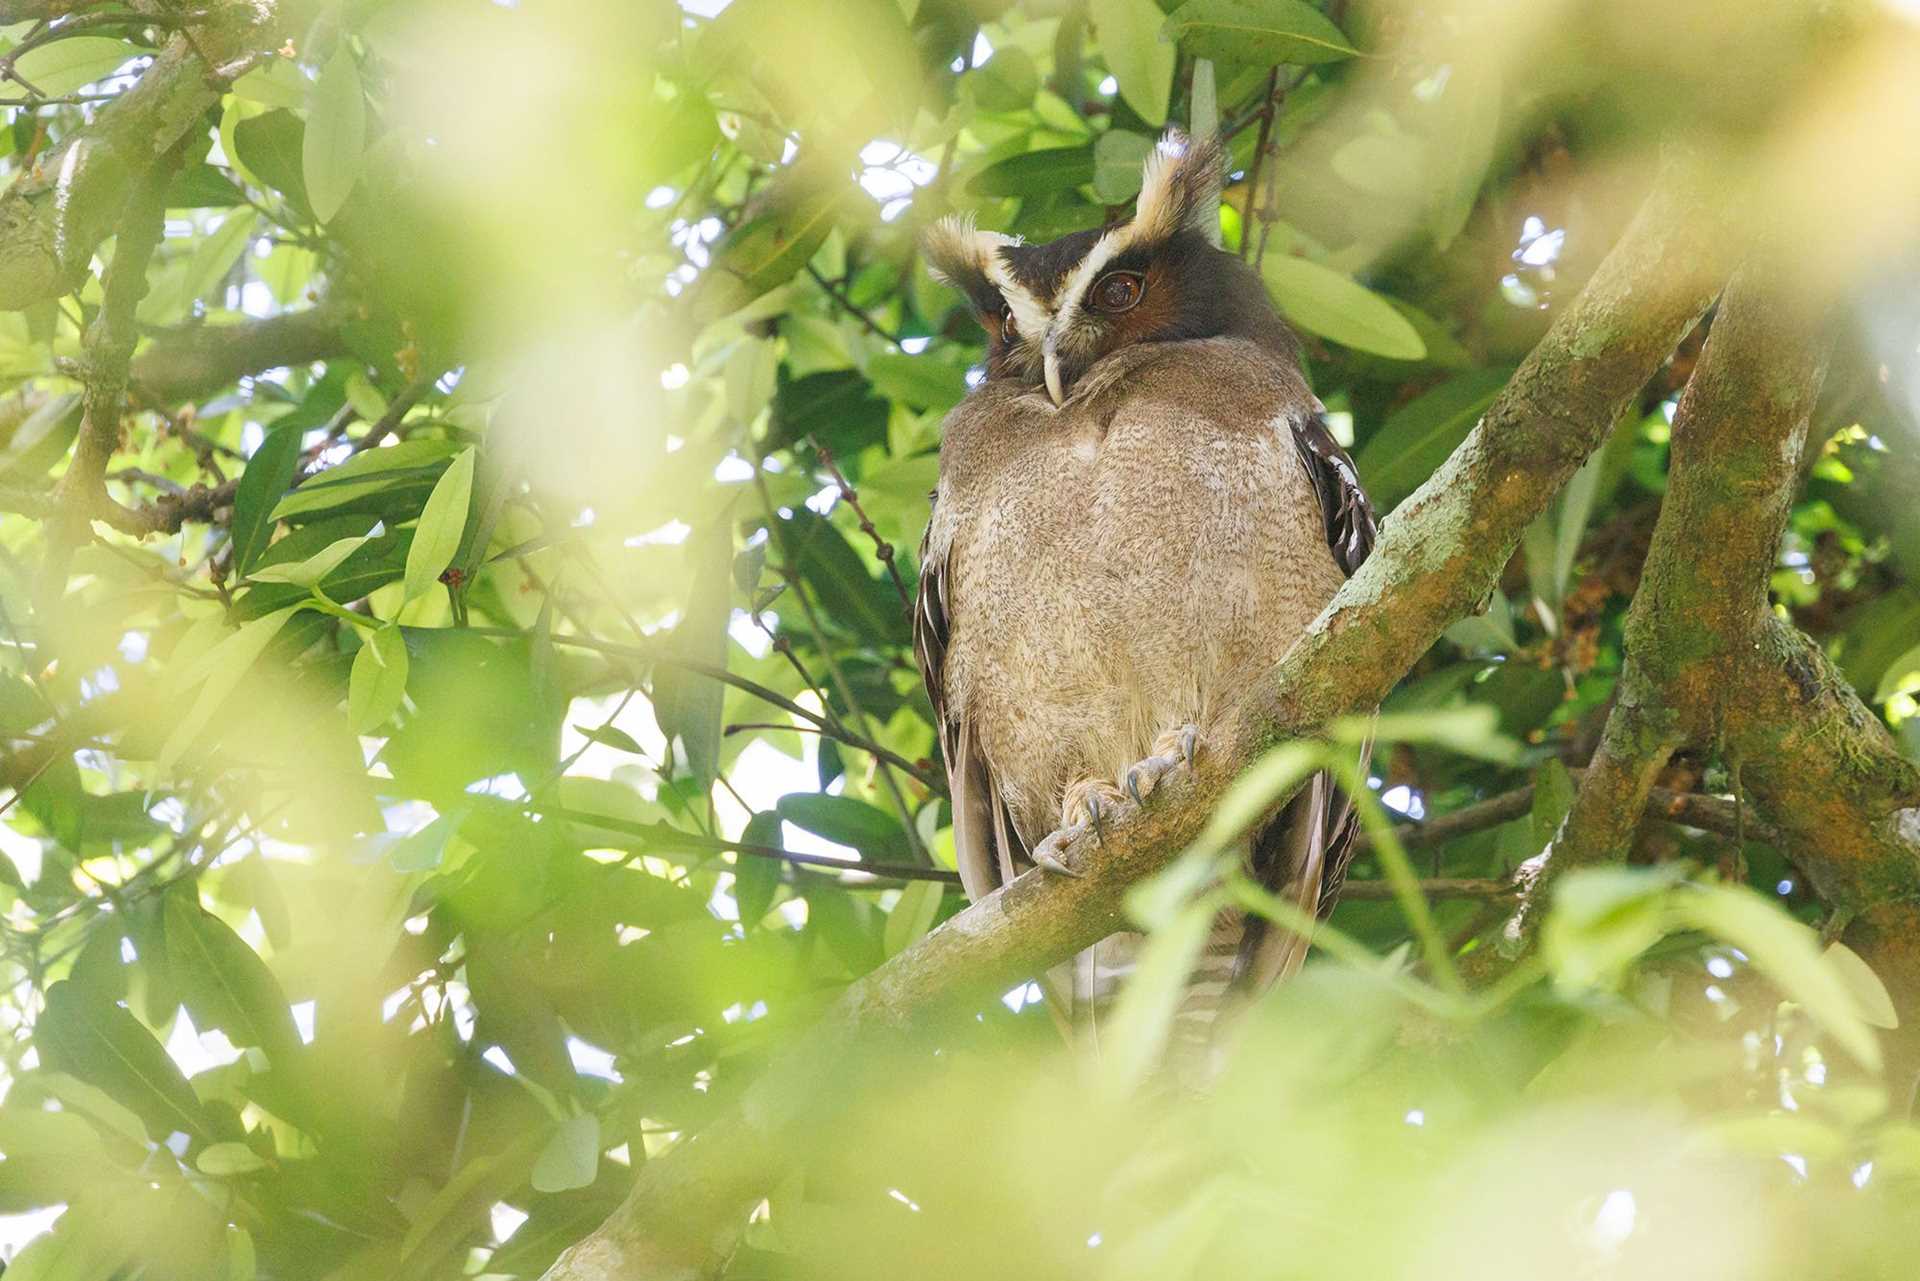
[163, 886, 300, 1060]
[883, 879, 945, 956]
[1162, 0, 1358, 65]
[11, 37, 134, 97]
[349, 623, 409, 732]
[1678, 883, 1882, 1070]
[531, 1114, 601, 1193]
[735, 811, 785, 930]
[1093, 128, 1156, 204]
[1091, 0, 1177, 126]
[305, 48, 367, 223]
[36, 981, 212, 1143]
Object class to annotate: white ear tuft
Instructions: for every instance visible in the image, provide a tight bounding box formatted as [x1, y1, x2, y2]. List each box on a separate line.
[1132, 129, 1226, 244]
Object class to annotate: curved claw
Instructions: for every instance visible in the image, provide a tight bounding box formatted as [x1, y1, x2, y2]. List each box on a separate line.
[1179, 725, 1198, 766]
[1126, 767, 1147, 807]
[1030, 825, 1087, 878]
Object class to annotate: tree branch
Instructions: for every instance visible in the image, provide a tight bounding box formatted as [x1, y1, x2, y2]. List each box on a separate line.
[130, 302, 352, 405]
[537, 160, 1734, 1281]
[1496, 252, 1920, 1083]
[0, 6, 293, 310]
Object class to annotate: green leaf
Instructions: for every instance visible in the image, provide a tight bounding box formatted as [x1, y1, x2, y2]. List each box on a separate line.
[1162, 0, 1358, 65]
[967, 146, 1098, 199]
[774, 508, 908, 645]
[1261, 254, 1426, 360]
[572, 723, 644, 755]
[715, 183, 851, 293]
[270, 438, 463, 520]
[304, 48, 366, 223]
[1825, 941, 1900, 1030]
[1424, 59, 1502, 250]
[176, 212, 259, 313]
[227, 1227, 258, 1281]
[1530, 758, 1576, 850]
[230, 424, 303, 575]
[653, 518, 733, 791]
[403, 446, 476, 601]
[734, 811, 784, 930]
[349, 624, 410, 732]
[1551, 448, 1606, 602]
[883, 879, 945, 956]
[0, 393, 82, 484]
[2, 1207, 131, 1281]
[777, 793, 912, 863]
[1093, 129, 1156, 204]
[1091, 0, 1177, 126]
[1190, 61, 1222, 246]
[961, 46, 1040, 113]
[157, 607, 302, 775]
[35, 981, 211, 1143]
[247, 527, 373, 586]
[231, 58, 309, 110]
[197, 1142, 269, 1176]
[866, 352, 966, 414]
[1099, 902, 1214, 1095]
[530, 1114, 600, 1193]
[1353, 367, 1510, 511]
[1873, 640, 1920, 703]
[1677, 883, 1881, 1070]
[163, 886, 300, 1061]
[11, 37, 134, 97]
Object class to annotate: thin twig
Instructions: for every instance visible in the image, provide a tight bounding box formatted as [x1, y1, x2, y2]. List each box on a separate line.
[804, 264, 906, 346]
[811, 440, 912, 617]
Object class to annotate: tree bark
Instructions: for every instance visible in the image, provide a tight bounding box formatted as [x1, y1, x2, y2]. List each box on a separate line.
[0, 2, 301, 310]
[1493, 255, 1920, 1094]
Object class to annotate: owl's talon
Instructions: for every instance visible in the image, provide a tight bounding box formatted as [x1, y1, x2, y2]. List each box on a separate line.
[1178, 725, 1199, 766]
[1086, 794, 1106, 841]
[1126, 767, 1147, 807]
[1030, 824, 1086, 878]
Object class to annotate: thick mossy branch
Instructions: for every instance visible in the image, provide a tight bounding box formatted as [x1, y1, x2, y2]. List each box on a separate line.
[1510, 257, 1920, 1015]
[539, 167, 1733, 1281]
[131, 301, 352, 405]
[0, 4, 297, 310]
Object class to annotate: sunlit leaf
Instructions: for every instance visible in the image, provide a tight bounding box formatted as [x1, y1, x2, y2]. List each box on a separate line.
[304, 48, 367, 223]
[1261, 254, 1426, 360]
[349, 623, 410, 732]
[402, 446, 475, 601]
[1091, 0, 1177, 126]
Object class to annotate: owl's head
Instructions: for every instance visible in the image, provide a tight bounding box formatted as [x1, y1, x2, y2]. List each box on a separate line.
[924, 131, 1292, 405]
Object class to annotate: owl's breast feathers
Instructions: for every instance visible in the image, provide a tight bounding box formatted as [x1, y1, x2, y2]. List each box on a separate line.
[923, 337, 1351, 838]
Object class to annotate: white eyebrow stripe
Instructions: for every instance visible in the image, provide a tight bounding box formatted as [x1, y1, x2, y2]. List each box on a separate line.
[1050, 226, 1123, 356]
[983, 254, 1053, 347]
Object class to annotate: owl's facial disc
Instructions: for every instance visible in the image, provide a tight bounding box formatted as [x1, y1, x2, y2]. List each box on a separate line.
[922, 130, 1242, 404]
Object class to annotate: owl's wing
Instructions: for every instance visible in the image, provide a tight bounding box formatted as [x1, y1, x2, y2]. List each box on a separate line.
[1231, 411, 1380, 1001]
[914, 493, 1027, 904]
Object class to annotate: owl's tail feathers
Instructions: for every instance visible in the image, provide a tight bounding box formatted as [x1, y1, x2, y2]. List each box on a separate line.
[1164, 773, 1344, 1090]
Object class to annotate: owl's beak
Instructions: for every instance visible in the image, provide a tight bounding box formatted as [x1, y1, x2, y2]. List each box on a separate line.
[1042, 335, 1065, 406]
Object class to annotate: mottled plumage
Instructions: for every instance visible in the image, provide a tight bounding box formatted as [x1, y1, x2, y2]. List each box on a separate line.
[916, 134, 1376, 1084]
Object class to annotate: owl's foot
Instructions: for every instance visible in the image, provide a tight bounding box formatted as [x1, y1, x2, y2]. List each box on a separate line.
[1123, 723, 1202, 807]
[1031, 778, 1128, 877]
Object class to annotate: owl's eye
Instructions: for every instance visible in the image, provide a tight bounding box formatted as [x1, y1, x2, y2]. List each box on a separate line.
[998, 308, 1018, 341]
[1090, 271, 1145, 313]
